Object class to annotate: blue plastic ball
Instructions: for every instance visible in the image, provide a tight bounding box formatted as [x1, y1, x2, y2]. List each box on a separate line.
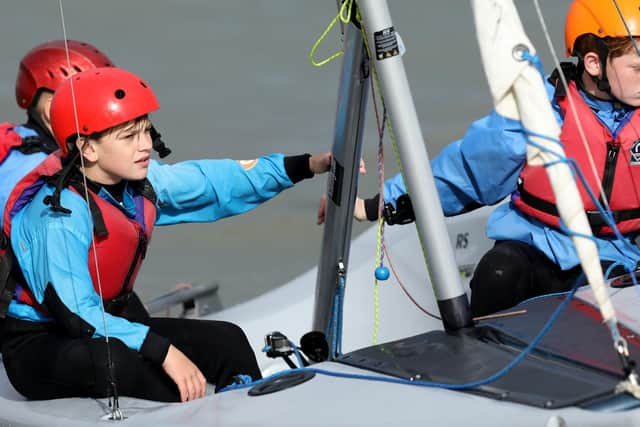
[375, 266, 390, 281]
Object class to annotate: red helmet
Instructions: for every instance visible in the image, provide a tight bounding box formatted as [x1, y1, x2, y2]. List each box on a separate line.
[50, 67, 160, 155]
[15, 39, 114, 109]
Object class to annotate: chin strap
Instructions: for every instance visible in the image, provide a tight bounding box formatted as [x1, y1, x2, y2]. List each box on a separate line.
[585, 38, 612, 94]
[42, 150, 81, 214]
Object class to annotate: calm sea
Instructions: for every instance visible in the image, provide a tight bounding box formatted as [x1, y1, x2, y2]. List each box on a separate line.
[0, 0, 571, 307]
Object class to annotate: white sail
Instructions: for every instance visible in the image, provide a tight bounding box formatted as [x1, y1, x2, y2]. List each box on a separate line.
[471, 0, 616, 326]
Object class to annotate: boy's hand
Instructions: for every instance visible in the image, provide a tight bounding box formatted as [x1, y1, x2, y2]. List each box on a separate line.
[162, 344, 207, 402]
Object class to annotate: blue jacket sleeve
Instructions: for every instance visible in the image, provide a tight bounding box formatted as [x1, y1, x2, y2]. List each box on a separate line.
[382, 77, 561, 217]
[10, 188, 152, 353]
[147, 153, 295, 225]
[383, 111, 528, 216]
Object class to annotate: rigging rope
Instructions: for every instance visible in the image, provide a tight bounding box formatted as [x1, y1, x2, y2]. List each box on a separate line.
[56, 0, 123, 420]
[326, 272, 346, 358]
[368, 65, 387, 345]
[383, 243, 441, 321]
[359, 16, 440, 340]
[309, 0, 355, 67]
[612, 0, 640, 57]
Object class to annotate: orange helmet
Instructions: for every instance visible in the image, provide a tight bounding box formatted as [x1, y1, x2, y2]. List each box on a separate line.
[565, 0, 640, 57]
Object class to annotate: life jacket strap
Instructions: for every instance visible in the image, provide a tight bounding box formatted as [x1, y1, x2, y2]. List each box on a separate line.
[518, 185, 640, 233]
[0, 233, 18, 318]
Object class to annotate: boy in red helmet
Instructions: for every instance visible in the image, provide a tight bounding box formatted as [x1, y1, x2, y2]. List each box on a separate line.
[1, 40, 171, 341]
[1, 66, 331, 403]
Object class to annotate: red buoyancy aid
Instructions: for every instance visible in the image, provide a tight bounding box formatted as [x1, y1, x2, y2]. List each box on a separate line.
[15, 181, 157, 309]
[2, 151, 63, 241]
[85, 187, 156, 301]
[0, 123, 23, 162]
[1, 122, 160, 315]
[2, 122, 63, 240]
[513, 80, 640, 235]
[0, 125, 63, 316]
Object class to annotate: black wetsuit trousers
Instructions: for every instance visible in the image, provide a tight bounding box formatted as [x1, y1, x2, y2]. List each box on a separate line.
[0, 294, 262, 401]
[469, 240, 587, 317]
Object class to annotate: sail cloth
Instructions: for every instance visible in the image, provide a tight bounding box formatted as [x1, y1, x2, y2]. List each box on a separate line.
[470, 0, 615, 324]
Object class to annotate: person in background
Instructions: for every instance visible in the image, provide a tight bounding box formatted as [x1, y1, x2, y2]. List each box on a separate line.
[14, 39, 115, 151]
[0, 40, 119, 347]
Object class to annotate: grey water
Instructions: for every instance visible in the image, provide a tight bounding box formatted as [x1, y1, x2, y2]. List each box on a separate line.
[0, 1, 570, 308]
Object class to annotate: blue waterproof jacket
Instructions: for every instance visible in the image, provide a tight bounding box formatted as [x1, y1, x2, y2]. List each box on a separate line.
[9, 154, 295, 357]
[383, 78, 640, 272]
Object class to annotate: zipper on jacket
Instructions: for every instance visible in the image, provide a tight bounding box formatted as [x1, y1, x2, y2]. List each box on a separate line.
[119, 229, 148, 296]
[601, 141, 620, 204]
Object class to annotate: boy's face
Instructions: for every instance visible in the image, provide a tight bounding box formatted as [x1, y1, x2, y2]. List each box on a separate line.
[84, 119, 153, 184]
[607, 51, 640, 107]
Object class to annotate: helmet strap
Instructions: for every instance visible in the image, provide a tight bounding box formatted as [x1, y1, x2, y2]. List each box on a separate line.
[592, 38, 612, 94]
[150, 125, 171, 158]
[43, 149, 82, 214]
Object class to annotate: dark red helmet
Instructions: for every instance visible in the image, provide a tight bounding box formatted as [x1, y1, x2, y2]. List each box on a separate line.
[50, 67, 160, 155]
[15, 39, 114, 109]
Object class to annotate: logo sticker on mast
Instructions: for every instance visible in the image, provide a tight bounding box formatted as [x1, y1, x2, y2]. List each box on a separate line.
[373, 27, 399, 60]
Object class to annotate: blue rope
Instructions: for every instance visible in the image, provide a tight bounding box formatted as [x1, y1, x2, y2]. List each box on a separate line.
[326, 275, 346, 358]
[605, 261, 625, 281]
[521, 50, 545, 77]
[326, 293, 335, 355]
[336, 275, 345, 355]
[327, 292, 339, 357]
[218, 374, 256, 392]
[290, 341, 307, 368]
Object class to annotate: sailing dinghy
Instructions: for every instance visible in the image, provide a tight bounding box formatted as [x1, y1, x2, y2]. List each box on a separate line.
[3, 1, 640, 425]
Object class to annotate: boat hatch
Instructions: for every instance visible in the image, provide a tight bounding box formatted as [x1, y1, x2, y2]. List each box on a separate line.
[338, 294, 640, 410]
